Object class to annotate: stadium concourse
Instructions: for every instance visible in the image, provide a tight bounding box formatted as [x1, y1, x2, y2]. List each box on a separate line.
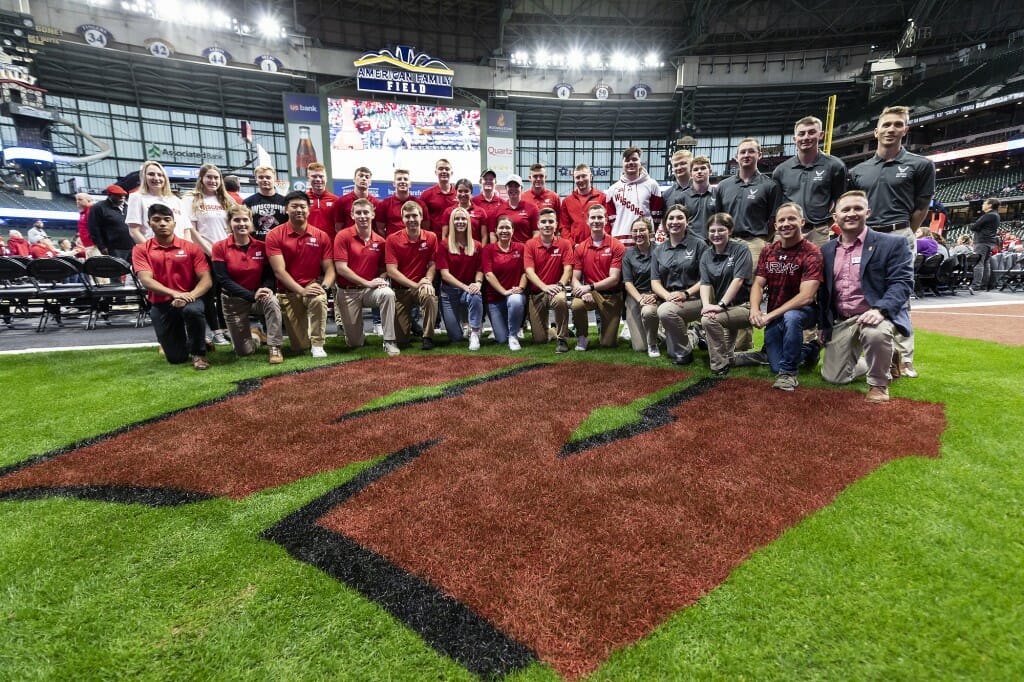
[1, 290, 1022, 354]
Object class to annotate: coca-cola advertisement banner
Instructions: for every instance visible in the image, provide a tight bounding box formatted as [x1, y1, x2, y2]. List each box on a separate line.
[283, 94, 327, 188]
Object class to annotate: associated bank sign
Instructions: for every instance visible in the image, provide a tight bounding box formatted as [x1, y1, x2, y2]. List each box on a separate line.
[355, 46, 454, 99]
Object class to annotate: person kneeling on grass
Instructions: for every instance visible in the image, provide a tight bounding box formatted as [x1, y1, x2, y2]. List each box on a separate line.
[571, 204, 625, 350]
[622, 217, 662, 358]
[524, 207, 574, 353]
[265, 191, 335, 359]
[132, 202, 212, 370]
[483, 216, 527, 350]
[211, 204, 285, 365]
[652, 204, 707, 365]
[746, 202, 823, 391]
[699, 212, 754, 376]
[818, 191, 914, 404]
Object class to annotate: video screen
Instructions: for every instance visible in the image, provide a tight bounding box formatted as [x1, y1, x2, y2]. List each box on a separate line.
[327, 97, 482, 183]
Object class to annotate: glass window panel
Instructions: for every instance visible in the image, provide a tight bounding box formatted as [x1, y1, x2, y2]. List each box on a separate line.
[141, 107, 169, 121]
[200, 127, 223, 149]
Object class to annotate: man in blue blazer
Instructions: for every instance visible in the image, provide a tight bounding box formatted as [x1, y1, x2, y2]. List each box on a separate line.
[818, 191, 914, 403]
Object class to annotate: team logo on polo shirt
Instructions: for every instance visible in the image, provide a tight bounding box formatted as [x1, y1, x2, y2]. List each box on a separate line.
[369, 243, 380, 251]
[419, 241, 430, 250]
[814, 170, 825, 182]
[176, 249, 187, 257]
[253, 250, 265, 260]
[747, 188, 758, 200]
[896, 165, 911, 178]
[306, 237, 319, 247]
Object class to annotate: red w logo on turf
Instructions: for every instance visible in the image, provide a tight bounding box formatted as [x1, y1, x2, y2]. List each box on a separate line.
[0, 357, 944, 679]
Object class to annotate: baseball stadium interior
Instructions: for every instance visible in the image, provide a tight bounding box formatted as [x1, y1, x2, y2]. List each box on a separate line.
[1, 0, 1023, 328]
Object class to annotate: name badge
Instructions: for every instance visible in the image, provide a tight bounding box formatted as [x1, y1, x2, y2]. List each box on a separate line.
[852, 256, 861, 264]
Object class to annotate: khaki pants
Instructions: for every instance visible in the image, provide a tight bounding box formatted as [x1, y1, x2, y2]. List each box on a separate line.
[571, 291, 623, 347]
[279, 291, 328, 350]
[624, 295, 660, 351]
[736, 236, 767, 351]
[892, 226, 915, 366]
[335, 285, 396, 346]
[657, 299, 703, 359]
[803, 223, 833, 248]
[394, 286, 438, 345]
[821, 316, 897, 388]
[528, 291, 569, 343]
[701, 303, 752, 370]
[222, 293, 284, 355]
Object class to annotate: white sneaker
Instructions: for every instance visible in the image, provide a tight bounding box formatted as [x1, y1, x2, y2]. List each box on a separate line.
[382, 341, 401, 357]
[508, 337, 521, 351]
[372, 323, 384, 336]
[468, 332, 481, 351]
[619, 325, 631, 340]
[574, 336, 589, 351]
[516, 328, 525, 339]
[212, 330, 231, 345]
[310, 345, 327, 358]
[647, 344, 661, 358]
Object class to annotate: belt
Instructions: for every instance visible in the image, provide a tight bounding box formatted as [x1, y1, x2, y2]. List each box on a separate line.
[336, 284, 365, 289]
[870, 221, 909, 233]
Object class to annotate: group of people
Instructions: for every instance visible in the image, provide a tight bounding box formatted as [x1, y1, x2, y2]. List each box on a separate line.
[115, 106, 939, 402]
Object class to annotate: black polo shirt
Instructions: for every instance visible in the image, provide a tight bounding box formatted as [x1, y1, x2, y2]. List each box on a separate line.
[622, 245, 654, 293]
[661, 181, 690, 216]
[699, 239, 752, 304]
[849, 148, 935, 226]
[680, 185, 717, 241]
[651, 233, 708, 291]
[771, 151, 847, 225]
[714, 172, 781, 239]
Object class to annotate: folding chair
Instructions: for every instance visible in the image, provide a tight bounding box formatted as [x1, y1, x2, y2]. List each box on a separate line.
[0, 256, 39, 328]
[27, 258, 92, 331]
[83, 256, 149, 329]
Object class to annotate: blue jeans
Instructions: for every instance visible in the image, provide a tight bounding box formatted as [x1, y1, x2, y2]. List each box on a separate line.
[487, 293, 526, 343]
[440, 284, 483, 342]
[764, 305, 817, 374]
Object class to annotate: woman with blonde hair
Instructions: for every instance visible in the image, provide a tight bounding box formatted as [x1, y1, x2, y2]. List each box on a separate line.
[437, 207, 484, 349]
[126, 160, 184, 243]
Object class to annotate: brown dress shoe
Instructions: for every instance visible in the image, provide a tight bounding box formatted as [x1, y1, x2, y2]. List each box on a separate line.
[192, 355, 210, 371]
[865, 385, 890, 403]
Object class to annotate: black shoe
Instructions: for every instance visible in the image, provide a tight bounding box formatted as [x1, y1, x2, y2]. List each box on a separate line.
[801, 340, 823, 369]
[672, 352, 693, 366]
[555, 339, 569, 354]
[411, 321, 424, 337]
[711, 366, 730, 376]
[421, 337, 435, 350]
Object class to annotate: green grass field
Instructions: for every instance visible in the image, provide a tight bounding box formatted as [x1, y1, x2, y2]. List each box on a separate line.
[1, 330, 1022, 680]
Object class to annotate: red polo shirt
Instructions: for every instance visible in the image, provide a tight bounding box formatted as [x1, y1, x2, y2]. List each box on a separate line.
[330, 192, 379, 231]
[211, 237, 268, 292]
[385, 228, 437, 282]
[376, 195, 429, 236]
[334, 227, 386, 285]
[522, 187, 561, 215]
[490, 202, 539, 243]
[264, 222, 332, 290]
[482, 241, 526, 304]
[306, 190, 338, 239]
[574, 235, 625, 286]
[436, 239, 483, 284]
[440, 204, 487, 243]
[471, 193, 507, 228]
[420, 185, 458, 233]
[132, 236, 209, 304]
[524, 236, 574, 290]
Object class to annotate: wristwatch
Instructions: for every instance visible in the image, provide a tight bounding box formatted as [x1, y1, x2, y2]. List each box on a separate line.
[718, 299, 729, 309]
